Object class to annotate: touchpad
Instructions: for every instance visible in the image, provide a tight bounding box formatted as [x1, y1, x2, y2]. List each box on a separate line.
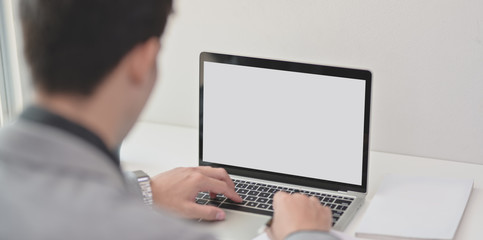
[196, 210, 270, 240]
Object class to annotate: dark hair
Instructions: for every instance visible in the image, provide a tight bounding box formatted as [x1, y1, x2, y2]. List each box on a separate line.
[20, 0, 173, 95]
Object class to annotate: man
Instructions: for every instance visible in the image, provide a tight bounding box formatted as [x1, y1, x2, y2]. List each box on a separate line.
[0, 1, 338, 239]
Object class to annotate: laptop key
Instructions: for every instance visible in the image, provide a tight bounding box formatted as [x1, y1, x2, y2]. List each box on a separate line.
[246, 202, 258, 207]
[333, 210, 343, 215]
[213, 196, 226, 202]
[256, 198, 269, 203]
[248, 191, 259, 196]
[237, 184, 249, 189]
[267, 188, 278, 193]
[237, 189, 249, 194]
[246, 185, 258, 190]
[219, 203, 272, 216]
[257, 204, 270, 209]
[258, 192, 271, 198]
[246, 196, 257, 201]
[201, 194, 211, 200]
[225, 198, 245, 204]
[334, 199, 352, 205]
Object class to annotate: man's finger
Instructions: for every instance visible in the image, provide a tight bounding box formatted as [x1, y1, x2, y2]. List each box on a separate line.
[198, 177, 242, 202]
[196, 166, 236, 189]
[265, 225, 275, 240]
[309, 196, 321, 206]
[187, 203, 226, 221]
[272, 191, 290, 211]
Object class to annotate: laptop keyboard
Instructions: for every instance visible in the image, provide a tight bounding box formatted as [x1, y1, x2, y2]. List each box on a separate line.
[195, 179, 354, 226]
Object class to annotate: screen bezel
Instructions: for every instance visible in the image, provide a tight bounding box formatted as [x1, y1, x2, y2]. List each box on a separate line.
[199, 52, 372, 193]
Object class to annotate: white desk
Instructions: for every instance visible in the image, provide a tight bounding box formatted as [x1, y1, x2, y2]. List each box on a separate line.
[121, 122, 483, 240]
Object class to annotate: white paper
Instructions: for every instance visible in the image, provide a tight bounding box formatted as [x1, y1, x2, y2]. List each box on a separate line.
[356, 175, 473, 240]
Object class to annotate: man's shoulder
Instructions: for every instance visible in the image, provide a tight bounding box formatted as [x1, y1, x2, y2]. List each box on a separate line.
[0, 120, 126, 207]
[0, 119, 93, 160]
[0, 121, 214, 240]
[0, 120, 123, 184]
[0, 119, 102, 160]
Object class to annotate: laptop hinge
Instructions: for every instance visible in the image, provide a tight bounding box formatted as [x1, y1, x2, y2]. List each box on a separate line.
[338, 190, 366, 197]
[350, 191, 367, 197]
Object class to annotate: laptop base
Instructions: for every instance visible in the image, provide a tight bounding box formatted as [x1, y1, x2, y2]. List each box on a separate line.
[197, 210, 270, 240]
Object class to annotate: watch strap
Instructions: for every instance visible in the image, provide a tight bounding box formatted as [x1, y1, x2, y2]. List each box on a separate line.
[132, 170, 153, 206]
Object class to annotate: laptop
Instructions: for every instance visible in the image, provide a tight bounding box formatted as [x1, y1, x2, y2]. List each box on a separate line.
[196, 52, 372, 240]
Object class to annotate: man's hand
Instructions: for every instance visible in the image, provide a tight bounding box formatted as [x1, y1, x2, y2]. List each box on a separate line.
[267, 192, 333, 240]
[150, 166, 242, 221]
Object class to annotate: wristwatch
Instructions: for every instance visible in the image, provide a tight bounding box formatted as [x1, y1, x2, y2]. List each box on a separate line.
[132, 170, 153, 206]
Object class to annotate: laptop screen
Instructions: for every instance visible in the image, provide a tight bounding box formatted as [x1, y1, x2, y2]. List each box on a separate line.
[200, 52, 371, 192]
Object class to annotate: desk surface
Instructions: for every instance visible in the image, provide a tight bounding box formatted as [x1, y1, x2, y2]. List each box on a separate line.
[121, 122, 483, 240]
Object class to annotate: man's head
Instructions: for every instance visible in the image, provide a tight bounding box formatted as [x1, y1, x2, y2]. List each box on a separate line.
[20, 0, 173, 96]
[19, 0, 173, 148]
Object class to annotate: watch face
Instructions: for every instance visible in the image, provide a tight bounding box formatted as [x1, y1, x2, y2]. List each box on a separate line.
[133, 170, 150, 179]
[137, 176, 149, 182]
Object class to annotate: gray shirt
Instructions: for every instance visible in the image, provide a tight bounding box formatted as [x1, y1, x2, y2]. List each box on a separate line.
[0, 108, 337, 240]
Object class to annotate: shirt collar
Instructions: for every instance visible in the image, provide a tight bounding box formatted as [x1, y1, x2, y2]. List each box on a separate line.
[20, 105, 121, 170]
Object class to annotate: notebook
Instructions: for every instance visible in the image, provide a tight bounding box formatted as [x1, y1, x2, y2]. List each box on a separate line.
[196, 52, 372, 240]
[356, 175, 473, 240]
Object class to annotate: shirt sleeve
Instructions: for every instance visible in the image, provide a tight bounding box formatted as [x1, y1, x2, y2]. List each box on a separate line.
[285, 230, 340, 240]
[123, 171, 145, 202]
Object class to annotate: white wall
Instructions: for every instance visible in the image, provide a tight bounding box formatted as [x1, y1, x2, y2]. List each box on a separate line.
[141, 0, 482, 165]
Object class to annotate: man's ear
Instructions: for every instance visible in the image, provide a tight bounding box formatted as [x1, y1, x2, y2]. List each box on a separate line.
[127, 37, 161, 86]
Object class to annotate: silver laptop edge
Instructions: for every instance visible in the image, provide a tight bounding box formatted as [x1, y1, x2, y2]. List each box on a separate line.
[198, 52, 372, 238]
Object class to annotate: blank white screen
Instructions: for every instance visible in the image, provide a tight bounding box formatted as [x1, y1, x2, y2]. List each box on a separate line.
[203, 62, 366, 185]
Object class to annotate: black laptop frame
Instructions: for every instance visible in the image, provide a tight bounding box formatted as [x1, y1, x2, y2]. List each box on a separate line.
[199, 52, 372, 193]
